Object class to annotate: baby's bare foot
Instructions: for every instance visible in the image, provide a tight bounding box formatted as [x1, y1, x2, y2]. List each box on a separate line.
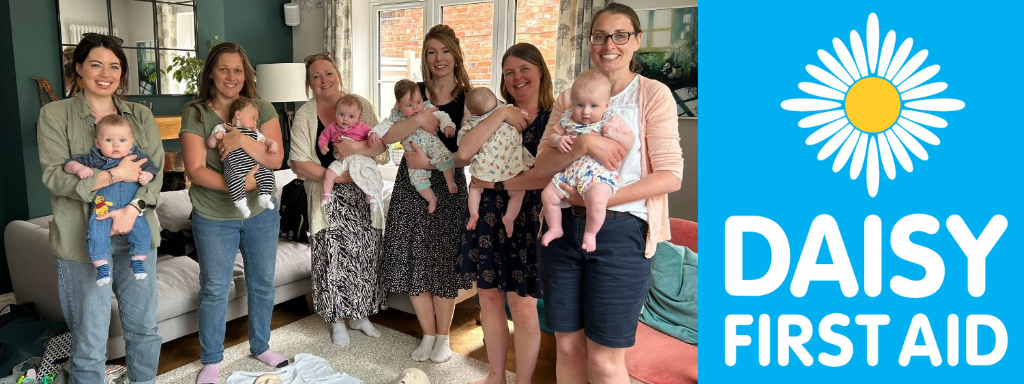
[582, 233, 597, 252]
[447, 181, 458, 194]
[541, 228, 563, 246]
[502, 215, 516, 236]
[467, 214, 479, 230]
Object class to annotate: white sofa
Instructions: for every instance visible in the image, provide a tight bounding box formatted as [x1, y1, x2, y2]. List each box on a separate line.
[4, 167, 474, 359]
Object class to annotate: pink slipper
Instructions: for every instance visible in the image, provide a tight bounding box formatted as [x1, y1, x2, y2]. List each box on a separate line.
[256, 349, 289, 368]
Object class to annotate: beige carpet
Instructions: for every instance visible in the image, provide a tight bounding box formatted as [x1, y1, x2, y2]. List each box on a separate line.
[157, 316, 515, 383]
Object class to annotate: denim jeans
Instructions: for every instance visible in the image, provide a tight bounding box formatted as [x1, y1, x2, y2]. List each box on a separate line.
[192, 203, 279, 364]
[87, 180, 150, 260]
[55, 240, 159, 384]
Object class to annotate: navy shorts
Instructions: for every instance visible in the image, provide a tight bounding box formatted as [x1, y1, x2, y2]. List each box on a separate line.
[540, 209, 652, 348]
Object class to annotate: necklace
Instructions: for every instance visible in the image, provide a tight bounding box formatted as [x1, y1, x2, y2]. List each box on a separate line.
[86, 100, 115, 117]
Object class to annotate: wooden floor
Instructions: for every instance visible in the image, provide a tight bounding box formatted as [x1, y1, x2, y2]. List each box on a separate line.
[110, 297, 557, 383]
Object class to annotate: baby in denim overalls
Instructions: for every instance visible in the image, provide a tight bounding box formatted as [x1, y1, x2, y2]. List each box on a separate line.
[63, 115, 158, 286]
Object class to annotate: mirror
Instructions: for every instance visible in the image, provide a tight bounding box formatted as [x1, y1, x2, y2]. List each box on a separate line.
[57, 0, 198, 96]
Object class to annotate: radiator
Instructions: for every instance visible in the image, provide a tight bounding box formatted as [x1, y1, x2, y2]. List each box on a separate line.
[68, 24, 119, 44]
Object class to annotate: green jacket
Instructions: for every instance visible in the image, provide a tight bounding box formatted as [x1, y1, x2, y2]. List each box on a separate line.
[37, 93, 164, 262]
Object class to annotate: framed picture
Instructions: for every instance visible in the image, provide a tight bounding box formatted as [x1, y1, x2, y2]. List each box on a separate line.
[627, 2, 697, 118]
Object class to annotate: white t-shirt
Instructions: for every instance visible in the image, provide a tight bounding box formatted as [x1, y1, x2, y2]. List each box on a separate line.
[608, 75, 648, 221]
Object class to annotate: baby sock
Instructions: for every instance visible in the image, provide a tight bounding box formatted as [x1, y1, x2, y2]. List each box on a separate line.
[130, 257, 147, 280]
[255, 349, 289, 368]
[429, 334, 452, 363]
[234, 200, 251, 218]
[196, 364, 219, 384]
[332, 322, 350, 345]
[95, 264, 111, 286]
[349, 317, 382, 338]
[258, 194, 275, 210]
[321, 194, 332, 206]
[411, 335, 436, 362]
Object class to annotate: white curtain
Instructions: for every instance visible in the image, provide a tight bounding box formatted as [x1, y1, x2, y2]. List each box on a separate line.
[324, 0, 354, 93]
[553, 0, 604, 95]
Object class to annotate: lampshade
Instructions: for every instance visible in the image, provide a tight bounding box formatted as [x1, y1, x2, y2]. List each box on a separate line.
[255, 63, 308, 102]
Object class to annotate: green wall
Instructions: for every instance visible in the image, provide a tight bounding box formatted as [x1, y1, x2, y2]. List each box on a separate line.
[0, 0, 292, 295]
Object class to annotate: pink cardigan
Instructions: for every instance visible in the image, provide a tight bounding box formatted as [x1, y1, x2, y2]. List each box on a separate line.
[539, 75, 684, 257]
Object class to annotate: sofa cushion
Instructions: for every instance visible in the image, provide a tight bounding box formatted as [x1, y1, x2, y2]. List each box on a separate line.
[157, 189, 193, 232]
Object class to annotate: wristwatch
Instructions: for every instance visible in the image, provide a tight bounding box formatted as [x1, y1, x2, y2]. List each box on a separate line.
[129, 199, 149, 216]
[493, 181, 504, 192]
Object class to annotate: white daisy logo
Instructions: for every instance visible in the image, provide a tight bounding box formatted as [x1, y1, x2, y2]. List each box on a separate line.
[782, 13, 965, 197]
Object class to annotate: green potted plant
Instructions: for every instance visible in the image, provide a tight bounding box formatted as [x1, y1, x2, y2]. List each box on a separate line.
[149, 36, 221, 95]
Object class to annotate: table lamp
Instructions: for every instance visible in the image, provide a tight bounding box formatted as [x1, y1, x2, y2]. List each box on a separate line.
[256, 63, 308, 145]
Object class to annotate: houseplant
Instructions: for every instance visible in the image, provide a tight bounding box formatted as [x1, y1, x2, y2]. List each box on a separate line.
[150, 36, 221, 95]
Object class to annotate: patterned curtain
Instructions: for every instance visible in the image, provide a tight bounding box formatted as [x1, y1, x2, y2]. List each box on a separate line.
[553, 0, 605, 95]
[324, 0, 353, 93]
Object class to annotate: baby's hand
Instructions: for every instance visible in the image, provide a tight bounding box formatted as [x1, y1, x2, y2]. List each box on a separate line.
[76, 167, 93, 179]
[138, 171, 154, 186]
[267, 140, 280, 154]
[214, 131, 226, 140]
[368, 132, 381, 147]
[553, 135, 573, 153]
[443, 125, 456, 138]
[320, 145, 330, 155]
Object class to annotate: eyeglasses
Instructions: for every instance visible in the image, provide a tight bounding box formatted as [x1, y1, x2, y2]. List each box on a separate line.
[81, 33, 123, 47]
[304, 51, 333, 64]
[589, 32, 639, 46]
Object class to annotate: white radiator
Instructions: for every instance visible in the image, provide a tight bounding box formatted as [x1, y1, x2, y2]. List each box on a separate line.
[68, 24, 119, 44]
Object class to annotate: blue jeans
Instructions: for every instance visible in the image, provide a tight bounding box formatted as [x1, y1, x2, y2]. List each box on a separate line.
[192, 203, 279, 364]
[87, 180, 150, 260]
[55, 240, 159, 384]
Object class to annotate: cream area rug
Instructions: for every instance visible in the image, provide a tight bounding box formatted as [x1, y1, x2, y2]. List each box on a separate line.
[157, 316, 515, 383]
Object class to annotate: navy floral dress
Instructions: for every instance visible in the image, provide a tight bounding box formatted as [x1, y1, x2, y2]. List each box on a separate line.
[457, 110, 550, 298]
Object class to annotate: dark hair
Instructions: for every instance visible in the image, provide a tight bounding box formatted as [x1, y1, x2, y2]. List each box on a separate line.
[591, 3, 644, 72]
[394, 79, 421, 104]
[335, 94, 363, 114]
[421, 24, 473, 101]
[500, 43, 555, 110]
[185, 42, 259, 120]
[69, 34, 129, 97]
[228, 97, 258, 120]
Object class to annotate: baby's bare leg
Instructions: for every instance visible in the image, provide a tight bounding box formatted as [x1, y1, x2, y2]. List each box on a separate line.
[322, 168, 339, 205]
[540, 183, 565, 246]
[443, 168, 458, 194]
[581, 183, 614, 252]
[467, 183, 483, 230]
[418, 187, 438, 214]
[503, 189, 526, 236]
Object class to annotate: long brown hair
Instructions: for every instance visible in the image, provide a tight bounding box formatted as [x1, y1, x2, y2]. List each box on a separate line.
[591, 2, 644, 72]
[421, 24, 473, 102]
[184, 42, 259, 121]
[500, 43, 554, 111]
[69, 34, 129, 97]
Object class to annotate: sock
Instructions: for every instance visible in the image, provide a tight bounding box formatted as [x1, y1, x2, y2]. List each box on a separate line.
[234, 200, 251, 218]
[196, 364, 219, 384]
[332, 322, 350, 345]
[412, 335, 436, 362]
[349, 317, 381, 338]
[321, 194, 332, 206]
[430, 334, 452, 363]
[259, 194, 275, 210]
[255, 349, 289, 368]
[130, 257, 147, 280]
[95, 264, 111, 286]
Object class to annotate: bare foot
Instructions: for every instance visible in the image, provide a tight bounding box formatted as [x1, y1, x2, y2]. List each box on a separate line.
[541, 227, 563, 246]
[467, 214, 479, 230]
[447, 181, 458, 194]
[467, 372, 507, 384]
[426, 195, 437, 214]
[502, 214, 516, 237]
[582, 233, 597, 252]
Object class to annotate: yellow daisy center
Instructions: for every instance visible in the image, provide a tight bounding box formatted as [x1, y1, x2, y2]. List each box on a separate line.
[845, 77, 901, 133]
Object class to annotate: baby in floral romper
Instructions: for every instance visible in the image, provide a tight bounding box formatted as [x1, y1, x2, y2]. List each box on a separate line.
[540, 70, 634, 252]
[460, 87, 534, 235]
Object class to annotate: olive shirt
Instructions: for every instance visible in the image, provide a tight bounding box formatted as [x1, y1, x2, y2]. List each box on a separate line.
[37, 93, 165, 263]
[179, 99, 278, 220]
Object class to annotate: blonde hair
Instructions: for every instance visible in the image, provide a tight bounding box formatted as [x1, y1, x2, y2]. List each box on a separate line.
[335, 94, 363, 115]
[500, 43, 554, 110]
[304, 52, 344, 95]
[465, 87, 497, 116]
[95, 114, 131, 135]
[421, 24, 473, 101]
[572, 69, 612, 95]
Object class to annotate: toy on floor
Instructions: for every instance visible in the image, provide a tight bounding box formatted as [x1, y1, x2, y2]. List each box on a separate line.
[392, 368, 429, 384]
[253, 373, 283, 384]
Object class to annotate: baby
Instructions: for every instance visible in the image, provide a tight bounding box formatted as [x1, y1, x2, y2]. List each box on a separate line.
[207, 97, 279, 218]
[63, 115, 158, 286]
[460, 87, 534, 235]
[369, 79, 458, 214]
[540, 70, 634, 252]
[317, 94, 385, 229]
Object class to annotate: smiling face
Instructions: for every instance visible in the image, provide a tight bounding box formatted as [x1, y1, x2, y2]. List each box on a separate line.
[211, 52, 245, 99]
[335, 102, 361, 130]
[424, 38, 454, 79]
[589, 13, 642, 74]
[570, 79, 611, 125]
[502, 55, 541, 107]
[95, 122, 133, 159]
[307, 59, 340, 99]
[397, 89, 426, 118]
[75, 47, 122, 98]
[232, 104, 259, 129]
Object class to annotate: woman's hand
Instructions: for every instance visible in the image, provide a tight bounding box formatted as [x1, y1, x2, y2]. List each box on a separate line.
[414, 107, 441, 135]
[111, 154, 147, 182]
[404, 142, 437, 169]
[577, 135, 626, 171]
[217, 126, 250, 160]
[333, 139, 363, 160]
[559, 182, 585, 206]
[96, 206, 138, 236]
[500, 106, 528, 132]
[470, 178, 495, 190]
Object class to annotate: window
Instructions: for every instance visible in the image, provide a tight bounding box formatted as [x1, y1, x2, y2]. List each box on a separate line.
[370, 0, 560, 113]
